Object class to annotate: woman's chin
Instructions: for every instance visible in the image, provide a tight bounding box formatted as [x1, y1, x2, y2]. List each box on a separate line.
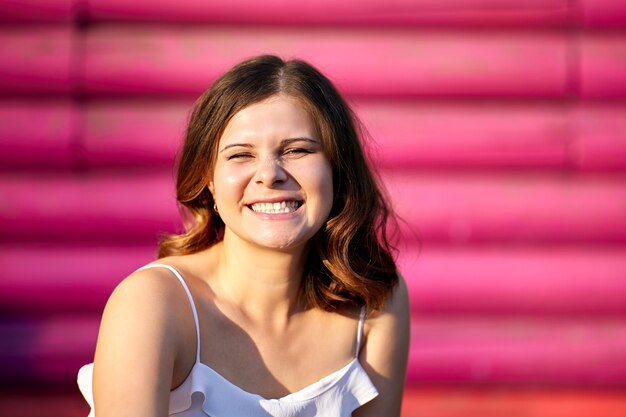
[251, 236, 305, 252]
[224, 224, 318, 253]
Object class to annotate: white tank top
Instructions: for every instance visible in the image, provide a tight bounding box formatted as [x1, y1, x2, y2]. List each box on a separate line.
[77, 264, 379, 416]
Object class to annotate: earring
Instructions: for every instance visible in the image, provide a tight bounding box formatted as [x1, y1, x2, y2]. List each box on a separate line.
[213, 203, 219, 214]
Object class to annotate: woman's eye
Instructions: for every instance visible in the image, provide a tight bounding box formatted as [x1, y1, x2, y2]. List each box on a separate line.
[227, 153, 253, 160]
[284, 148, 313, 156]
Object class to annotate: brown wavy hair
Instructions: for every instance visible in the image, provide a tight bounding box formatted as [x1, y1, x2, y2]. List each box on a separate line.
[159, 55, 398, 313]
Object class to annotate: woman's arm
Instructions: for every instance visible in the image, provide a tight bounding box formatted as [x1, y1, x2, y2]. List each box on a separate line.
[354, 274, 411, 417]
[92, 269, 189, 417]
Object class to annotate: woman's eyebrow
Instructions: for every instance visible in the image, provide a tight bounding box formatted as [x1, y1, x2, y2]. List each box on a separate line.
[219, 143, 253, 153]
[282, 137, 319, 145]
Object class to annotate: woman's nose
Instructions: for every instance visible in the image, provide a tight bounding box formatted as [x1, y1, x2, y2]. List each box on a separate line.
[254, 156, 288, 186]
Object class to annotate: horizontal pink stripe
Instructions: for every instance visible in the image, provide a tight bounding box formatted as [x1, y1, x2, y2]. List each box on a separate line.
[7, 0, 625, 31]
[84, 27, 568, 97]
[0, 28, 74, 93]
[8, 28, 626, 101]
[402, 387, 626, 416]
[83, 100, 188, 165]
[573, 105, 626, 170]
[355, 101, 570, 169]
[0, 0, 73, 22]
[407, 316, 626, 385]
[0, 101, 77, 167]
[1, 245, 625, 315]
[384, 172, 626, 244]
[580, 0, 626, 28]
[87, 0, 570, 26]
[0, 316, 98, 383]
[581, 35, 626, 99]
[2, 315, 626, 385]
[1, 172, 625, 243]
[398, 247, 626, 315]
[0, 245, 155, 311]
[0, 173, 180, 241]
[1, 391, 89, 416]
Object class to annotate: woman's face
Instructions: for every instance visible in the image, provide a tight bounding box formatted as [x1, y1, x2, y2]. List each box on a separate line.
[209, 95, 334, 252]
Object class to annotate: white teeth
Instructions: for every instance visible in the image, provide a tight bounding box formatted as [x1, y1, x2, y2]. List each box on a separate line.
[251, 201, 300, 214]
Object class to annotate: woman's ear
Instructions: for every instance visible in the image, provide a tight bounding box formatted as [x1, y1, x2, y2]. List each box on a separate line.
[207, 181, 219, 214]
[207, 181, 215, 201]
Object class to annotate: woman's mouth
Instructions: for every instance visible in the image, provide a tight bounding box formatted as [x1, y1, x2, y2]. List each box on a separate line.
[249, 201, 302, 214]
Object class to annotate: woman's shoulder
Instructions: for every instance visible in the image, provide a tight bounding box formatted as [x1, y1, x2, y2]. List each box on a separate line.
[99, 257, 203, 349]
[106, 249, 220, 327]
[362, 272, 409, 325]
[361, 271, 410, 370]
[110, 259, 190, 311]
[94, 259, 201, 373]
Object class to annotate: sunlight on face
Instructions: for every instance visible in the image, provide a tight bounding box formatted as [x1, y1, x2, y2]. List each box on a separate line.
[209, 95, 334, 252]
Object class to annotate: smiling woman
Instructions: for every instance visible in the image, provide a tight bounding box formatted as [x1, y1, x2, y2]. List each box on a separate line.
[77, 55, 410, 417]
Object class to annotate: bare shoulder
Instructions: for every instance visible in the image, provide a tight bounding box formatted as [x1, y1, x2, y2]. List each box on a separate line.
[92, 263, 193, 416]
[99, 264, 190, 336]
[364, 272, 410, 347]
[355, 273, 411, 417]
[370, 272, 410, 323]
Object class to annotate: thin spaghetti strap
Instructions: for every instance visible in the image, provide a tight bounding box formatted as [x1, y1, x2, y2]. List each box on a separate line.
[355, 305, 366, 358]
[136, 264, 201, 363]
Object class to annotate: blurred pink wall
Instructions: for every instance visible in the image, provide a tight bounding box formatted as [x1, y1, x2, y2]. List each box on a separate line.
[1, 1, 625, 416]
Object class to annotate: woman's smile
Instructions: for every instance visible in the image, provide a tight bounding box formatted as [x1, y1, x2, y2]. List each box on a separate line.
[249, 200, 302, 215]
[251, 201, 298, 213]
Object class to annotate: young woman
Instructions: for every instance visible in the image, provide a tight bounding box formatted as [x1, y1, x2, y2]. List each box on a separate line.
[78, 55, 410, 417]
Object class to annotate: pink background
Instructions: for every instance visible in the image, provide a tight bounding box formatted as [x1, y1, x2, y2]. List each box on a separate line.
[1, 1, 625, 415]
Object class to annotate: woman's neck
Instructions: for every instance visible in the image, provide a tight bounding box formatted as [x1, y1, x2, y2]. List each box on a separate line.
[212, 232, 309, 329]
